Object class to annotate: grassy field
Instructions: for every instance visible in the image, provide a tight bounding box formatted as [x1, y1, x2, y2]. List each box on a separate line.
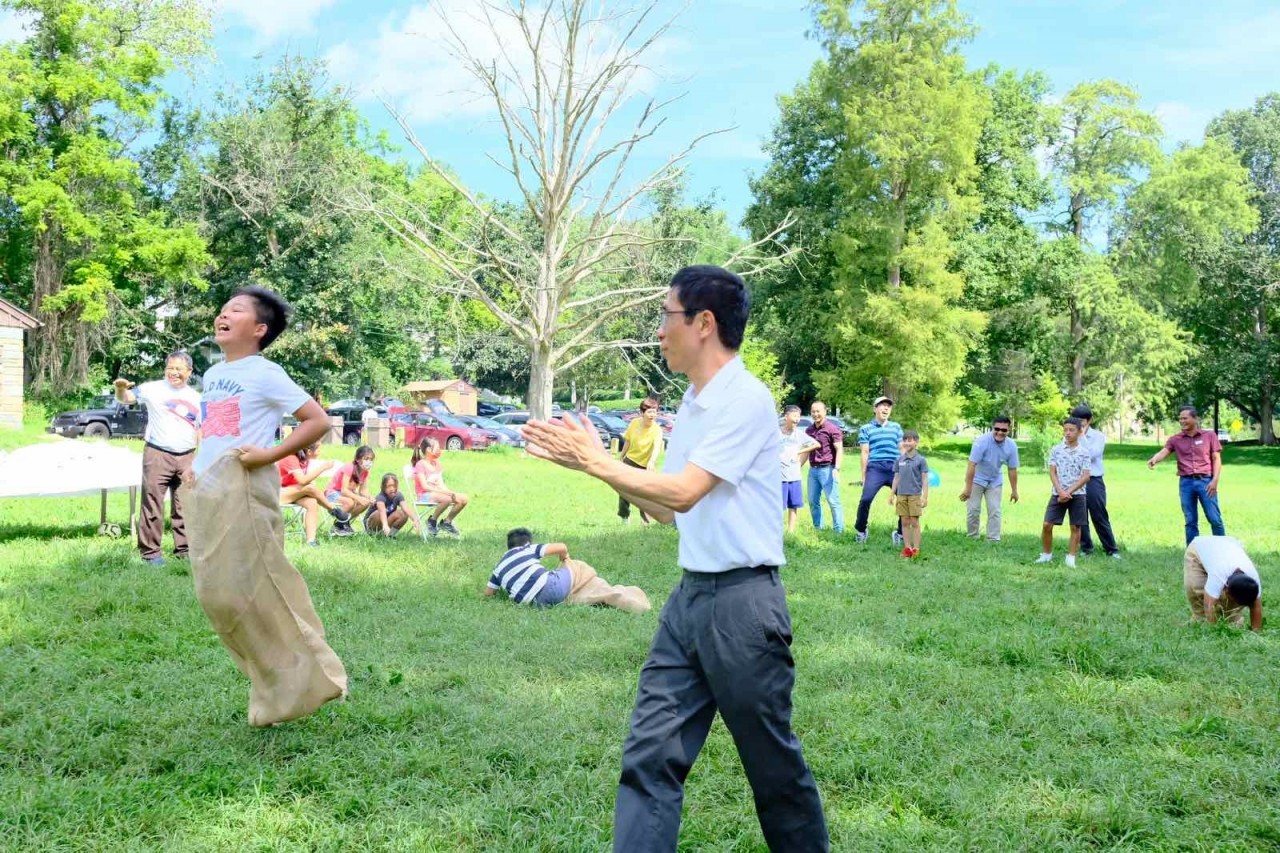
[2, 425, 1279, 851]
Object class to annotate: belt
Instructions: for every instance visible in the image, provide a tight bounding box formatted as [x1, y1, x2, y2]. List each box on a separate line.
[145, 442, 194, 456]
[682, 565, 777, 587]
[811, 463, 833, 468]
[1181, 473, 1211, 480]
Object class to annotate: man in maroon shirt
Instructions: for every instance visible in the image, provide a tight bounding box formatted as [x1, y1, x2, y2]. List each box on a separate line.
[805, 401, 845, 533]
[1148, 405, 1224, 544]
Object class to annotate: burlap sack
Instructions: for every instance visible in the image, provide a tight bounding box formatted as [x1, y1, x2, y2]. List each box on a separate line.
[564, 558, 651, 613]
[180, 451, 348, 726]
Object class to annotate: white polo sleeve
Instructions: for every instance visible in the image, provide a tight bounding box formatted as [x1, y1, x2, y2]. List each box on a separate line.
[687, 393, 773, 487]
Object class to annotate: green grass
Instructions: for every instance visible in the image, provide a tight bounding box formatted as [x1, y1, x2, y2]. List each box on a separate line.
[2, 432, 1279, 850]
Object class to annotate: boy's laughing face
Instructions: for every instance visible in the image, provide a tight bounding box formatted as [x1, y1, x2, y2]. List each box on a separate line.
[214, 294, 265, 348]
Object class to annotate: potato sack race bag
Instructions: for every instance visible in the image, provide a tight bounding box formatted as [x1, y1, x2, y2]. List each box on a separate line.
[564, 558, 651, 613]
[180, 451, 348, 726]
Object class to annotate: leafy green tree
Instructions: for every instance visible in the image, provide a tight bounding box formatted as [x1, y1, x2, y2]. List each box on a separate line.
[808, 0, 988, 435]
[0, 0, 211, 395]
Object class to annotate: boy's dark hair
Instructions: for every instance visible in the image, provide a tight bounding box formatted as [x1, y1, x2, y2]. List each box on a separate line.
[1179, 404, 1199, 418]
[1062, 416, 1083, 429]
[902, 429, 920, 441]
[1069, 405, 1093, 421]
[669, 265, 749, 350]
[1225, 570, 1260, 608]
[166, 350, 194, 370]
[993, 414, 1012, 427]
[783, 404, 801, 414]
[507, 527, 533, 549]
[232, 285, 291, 350]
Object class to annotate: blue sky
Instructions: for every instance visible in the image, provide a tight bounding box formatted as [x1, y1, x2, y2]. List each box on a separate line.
[81, 1, 1280, 223]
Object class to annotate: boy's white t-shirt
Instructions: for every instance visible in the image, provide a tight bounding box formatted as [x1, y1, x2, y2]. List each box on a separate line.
[193, 355, 312, 476]
[1191, 535, 1262, 599]
[135, 380, 202, 453]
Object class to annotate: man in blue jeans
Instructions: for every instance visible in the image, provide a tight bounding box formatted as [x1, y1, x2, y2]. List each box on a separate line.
[1147, 405, 1225, 544]
[805, 401, 844, 533]
[855, 396, 904, 545]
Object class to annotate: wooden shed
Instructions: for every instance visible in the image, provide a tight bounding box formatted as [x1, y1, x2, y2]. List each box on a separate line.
[402, 378, 479, 416]
[0, 298, 40, 429]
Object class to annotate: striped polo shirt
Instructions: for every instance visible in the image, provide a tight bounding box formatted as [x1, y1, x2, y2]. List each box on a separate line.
[859, 419, 903, 462]
[488, 543, 550, 604]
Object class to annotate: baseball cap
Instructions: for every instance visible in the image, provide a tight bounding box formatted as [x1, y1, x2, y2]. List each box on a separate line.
[873, 396, 893, 407]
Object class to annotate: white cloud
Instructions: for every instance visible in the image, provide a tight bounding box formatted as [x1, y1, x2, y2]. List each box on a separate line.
[327, 1, 676, 126]
[1160, 9, 1280, 70]
[214, 0, 338, 42]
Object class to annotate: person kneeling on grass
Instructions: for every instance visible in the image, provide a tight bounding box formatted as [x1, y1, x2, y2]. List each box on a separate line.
[887, 429, 928, 558]
[1184, 535, 1263, 631]
[278, 442, 353, 544]
[328, 445, 374, 532]
[411, 437, 468, 537]
[364, 473, 422, 538]
[1036, 416, 1091, 568]
[485, 528, 652, 612]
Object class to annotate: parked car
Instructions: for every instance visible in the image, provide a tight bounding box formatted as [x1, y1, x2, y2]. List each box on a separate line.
[1217, 429, 1232, 443]
[620, 410, 677, 436]
[47, 395, 147, 439]
[390, 412, 491, 451]
[457, 415, 525, 448]
[326, 400, 387, 445]
[477, 401, 518, 417]
[587, 412, 630, 448]
[493, 410, 612, 446]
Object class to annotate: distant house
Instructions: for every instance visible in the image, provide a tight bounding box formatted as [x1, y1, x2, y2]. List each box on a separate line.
[402, 378, 479, 416]
[0, 298, 40, 428]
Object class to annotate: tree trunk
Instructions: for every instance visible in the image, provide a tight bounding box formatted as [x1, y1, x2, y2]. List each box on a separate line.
[1069, 302, 1085, 394]
[1261, 381, 1275, 446]
[624, 375, 632, 401]
[527, 341, 555, 420]
[570, 378, 577, 408]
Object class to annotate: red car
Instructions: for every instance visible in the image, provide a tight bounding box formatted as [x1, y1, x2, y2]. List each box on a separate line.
[391, 412, 493, 451]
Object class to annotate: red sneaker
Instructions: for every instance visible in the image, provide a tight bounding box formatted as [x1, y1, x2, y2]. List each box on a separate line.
[899, 547, 912, 558]
[909, 548, 920, 558]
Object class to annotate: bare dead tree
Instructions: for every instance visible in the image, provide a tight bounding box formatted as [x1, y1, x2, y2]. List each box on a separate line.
[356, 0, 795, 417]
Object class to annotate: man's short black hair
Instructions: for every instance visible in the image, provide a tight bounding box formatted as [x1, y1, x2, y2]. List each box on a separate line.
[1069, 405, 1093, 421]
[1179, 404, 1199, 418]
[507, 527, 533, 549]
[669, 265, 749, 350]
[232, 285, 291, 350]
[166, 350, 194, 370]
[1063, 416, 1083, 429]
[993, 414, 1012, 426]
[1225, 570, 1260, 608]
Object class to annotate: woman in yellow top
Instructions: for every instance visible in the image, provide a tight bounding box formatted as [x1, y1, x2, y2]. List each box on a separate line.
[617, 397, 664, 524]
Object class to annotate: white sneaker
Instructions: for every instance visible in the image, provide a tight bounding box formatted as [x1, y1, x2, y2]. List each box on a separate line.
[1065, 554, 1077, 568]
[1109, 553, 1122, 561]
[892, 531, 904, 547]
[1034, 553, 1053, 564]
[856, 531, 868, 544]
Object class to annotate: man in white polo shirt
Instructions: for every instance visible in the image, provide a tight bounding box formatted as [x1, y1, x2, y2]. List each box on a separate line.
[113, 351, 202, 565]
[1184, 535, 1263, 631]
[524, 265, 828, 852]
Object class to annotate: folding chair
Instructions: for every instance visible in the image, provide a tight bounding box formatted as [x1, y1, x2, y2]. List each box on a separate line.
[281, 503, 306, 539]
[403, 464, 438, 541]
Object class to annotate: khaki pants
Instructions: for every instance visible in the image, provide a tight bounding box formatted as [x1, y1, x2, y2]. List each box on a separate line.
[1183, 542, 1246, 625]
[138, 444, 194, 559]
[564, 559, 651, 613]
[966, 482, 1002, 541]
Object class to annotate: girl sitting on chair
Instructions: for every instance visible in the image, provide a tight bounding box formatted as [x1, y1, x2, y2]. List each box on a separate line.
[411, 437, 470, 537]
[278, 442, 353, 542]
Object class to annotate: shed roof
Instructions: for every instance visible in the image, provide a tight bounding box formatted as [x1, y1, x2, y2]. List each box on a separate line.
[402, 379, 476, 393]
[0, 297, 40, 329]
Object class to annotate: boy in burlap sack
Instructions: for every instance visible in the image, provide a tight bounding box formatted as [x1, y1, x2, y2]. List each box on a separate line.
[485, 528, 650, 613]
[182, 286, 347, 726]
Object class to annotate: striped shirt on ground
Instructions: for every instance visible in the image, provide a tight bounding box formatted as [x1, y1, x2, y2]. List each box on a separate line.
[488, 544, 551, 604]
[859, 419, 904, 462]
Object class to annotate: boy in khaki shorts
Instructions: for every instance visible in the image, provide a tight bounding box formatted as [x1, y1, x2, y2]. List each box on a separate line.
[888, 430, 929, 557]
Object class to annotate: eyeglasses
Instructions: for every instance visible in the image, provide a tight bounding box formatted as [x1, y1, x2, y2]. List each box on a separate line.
[657, 308, 696, 328]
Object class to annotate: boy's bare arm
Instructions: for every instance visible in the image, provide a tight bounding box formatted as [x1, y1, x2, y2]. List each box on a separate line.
[239, 399, 329, 469]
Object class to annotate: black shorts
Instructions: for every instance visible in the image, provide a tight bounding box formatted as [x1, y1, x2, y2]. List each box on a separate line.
[1044, 493, 1087, 527]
